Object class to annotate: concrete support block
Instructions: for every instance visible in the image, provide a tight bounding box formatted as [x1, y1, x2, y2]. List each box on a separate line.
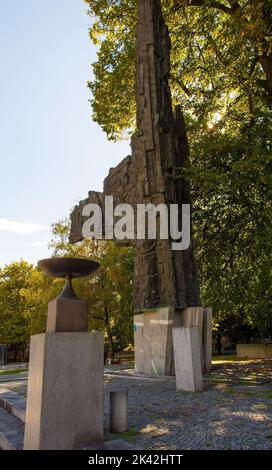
[175, 307, 204, 371]
[110, 391, 128, 433]
[172, 326, 203, 392]
[203, 308, 213, 373]
[134, 313, 145, 373]
[134, 307, 174, 376]
[47, 297, 88, 333]
[24, 331, 104, 450]
[134, 306, 209, 381]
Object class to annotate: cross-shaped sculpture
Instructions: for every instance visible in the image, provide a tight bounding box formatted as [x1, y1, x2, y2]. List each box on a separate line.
[70, 0, 211, 383]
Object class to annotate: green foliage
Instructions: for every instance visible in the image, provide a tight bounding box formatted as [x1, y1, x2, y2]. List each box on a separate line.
[0, 260, 68, 345]
[189, 120, 272, 340]
[84, 0, 272, 139]
[21, 269, 62, 336]
[84, 0, 137, 139]
[0, 261, 33, 345]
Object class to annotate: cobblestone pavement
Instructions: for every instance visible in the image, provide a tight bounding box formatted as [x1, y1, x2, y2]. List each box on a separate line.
[2, 360, 272, 450]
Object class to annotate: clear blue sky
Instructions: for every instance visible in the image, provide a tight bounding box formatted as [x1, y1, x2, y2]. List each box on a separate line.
[0, 0, 130, 267]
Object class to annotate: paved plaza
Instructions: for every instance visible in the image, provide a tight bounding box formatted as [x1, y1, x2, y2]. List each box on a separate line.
[1, 359, 271, 450]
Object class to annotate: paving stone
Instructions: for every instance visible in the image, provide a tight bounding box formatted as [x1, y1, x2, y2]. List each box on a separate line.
[0, 408, 24, 450]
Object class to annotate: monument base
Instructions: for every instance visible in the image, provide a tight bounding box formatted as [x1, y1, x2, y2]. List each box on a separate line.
[134, 307, 175, 376]
[173, 326, 203, 392]
[134, 307, 212, 378]
[47, 297, 88, 333]
[24, 331, 104, 450]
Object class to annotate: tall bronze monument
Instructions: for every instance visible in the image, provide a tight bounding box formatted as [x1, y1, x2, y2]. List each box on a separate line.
[70, 0, 210, 378]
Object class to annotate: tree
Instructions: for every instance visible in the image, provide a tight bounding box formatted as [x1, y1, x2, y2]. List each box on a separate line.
[84, 0, 272, 139]
[20, 269, 62, 336]
[0, 261, 33, 346]
[189, 126, 272, 340]
[0, 261, 63, 351]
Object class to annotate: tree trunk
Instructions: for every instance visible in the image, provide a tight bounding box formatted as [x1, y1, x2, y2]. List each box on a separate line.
[104, 305, 114, 360]
[259, 54, 272, 104]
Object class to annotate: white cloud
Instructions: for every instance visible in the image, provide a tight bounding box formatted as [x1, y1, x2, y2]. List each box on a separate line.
[27, 239, 49, 248]
[0, 218, 48, 235]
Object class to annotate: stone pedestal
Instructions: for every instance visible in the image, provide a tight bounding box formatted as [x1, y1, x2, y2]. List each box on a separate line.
[47, 297, 88, 333]
[203, 308, 213, 373]
[24, 331, 104, 450]
[177, 307, 204, 371]
[134, 307, 175, 376]
[172, 326, 203, 392]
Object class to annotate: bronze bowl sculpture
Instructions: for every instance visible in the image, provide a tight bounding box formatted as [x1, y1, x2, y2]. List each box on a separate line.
[38, 257, 100, 299]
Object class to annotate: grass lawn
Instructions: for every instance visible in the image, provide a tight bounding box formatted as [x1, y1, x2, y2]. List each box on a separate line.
[212, 354, 237, 363]
[0, 368, 28, 376]
[212, 355, 272, 365]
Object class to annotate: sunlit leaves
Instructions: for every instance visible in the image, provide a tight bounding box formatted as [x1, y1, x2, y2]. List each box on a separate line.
[84, 0, 271, 139]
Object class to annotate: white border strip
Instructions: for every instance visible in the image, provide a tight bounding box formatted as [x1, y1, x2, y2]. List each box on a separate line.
[150, 320, 174, 325]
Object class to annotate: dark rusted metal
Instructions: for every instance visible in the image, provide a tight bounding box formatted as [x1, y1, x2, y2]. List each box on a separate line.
[38, 258, 100, 299]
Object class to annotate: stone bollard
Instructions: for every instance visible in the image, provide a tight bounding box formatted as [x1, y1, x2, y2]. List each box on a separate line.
[110, 390, 128, 433]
